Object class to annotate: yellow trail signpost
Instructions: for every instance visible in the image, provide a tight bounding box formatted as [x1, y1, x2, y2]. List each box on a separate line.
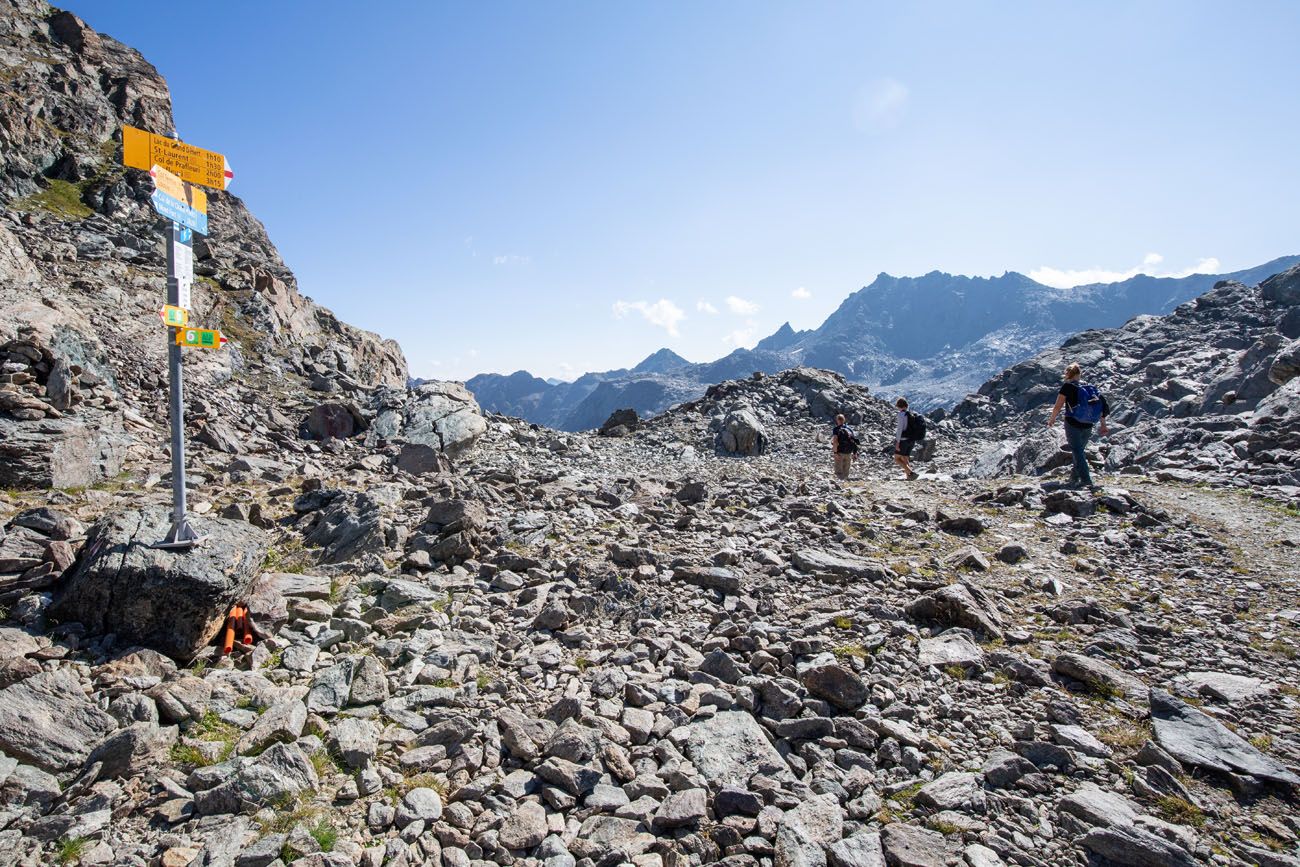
[120, 125, 234, 549]
[124, 125, 233, 190]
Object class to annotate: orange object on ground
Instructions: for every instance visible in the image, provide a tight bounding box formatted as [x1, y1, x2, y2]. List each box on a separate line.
[222, 604, 252, 655]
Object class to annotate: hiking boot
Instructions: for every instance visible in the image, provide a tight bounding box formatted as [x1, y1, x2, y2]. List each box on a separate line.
[905, 471, 918, 481]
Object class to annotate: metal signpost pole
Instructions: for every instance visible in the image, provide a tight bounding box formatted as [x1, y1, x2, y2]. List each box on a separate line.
[159, 220, 200, 548]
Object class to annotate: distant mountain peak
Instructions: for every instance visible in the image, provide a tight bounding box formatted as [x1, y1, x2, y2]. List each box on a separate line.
[632, 348, 690, 374]
[754, 321, 804, 353]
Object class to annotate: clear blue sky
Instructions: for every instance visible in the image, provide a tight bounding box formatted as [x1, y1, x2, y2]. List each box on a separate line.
[68, 1, 1300, 381]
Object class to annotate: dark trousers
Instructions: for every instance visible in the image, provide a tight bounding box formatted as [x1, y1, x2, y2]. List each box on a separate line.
[1064, 422, 1093, 486]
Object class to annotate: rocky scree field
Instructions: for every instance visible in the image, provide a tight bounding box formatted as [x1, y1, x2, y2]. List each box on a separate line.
[1, 3, 1299, 867]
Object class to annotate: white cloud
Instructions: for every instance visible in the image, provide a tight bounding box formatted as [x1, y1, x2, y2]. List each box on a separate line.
[612, 299, 686, 337]
[725, 295, 759, 316]
[791, 287, 811, 300]
[1029, 254, 1222, 289]
[492, 253, 531, 266]
[854, 77, 909, 131]
[697, 300, 719, 315]
[722, 328, 756, 348]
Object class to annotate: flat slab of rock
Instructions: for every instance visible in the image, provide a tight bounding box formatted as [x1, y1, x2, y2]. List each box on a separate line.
[0, 413, 127, 490]
[267, 572, 332, 600]
[905, 583, 1003, 639]
[917, 628, 985, 669]
[0, 668, 117, 772]
[684, 711, 790, 787]
[1150, 689, 1300, 788]
[1052, 652, 1146, 702]
[880, 824, 960, 867]
[792, 549, 890, 582]
[827, 832, 885, 867]
[50, 507, 267, 661]
[1080, 824, 1199, 867]
[1183, 671, 1275, 704]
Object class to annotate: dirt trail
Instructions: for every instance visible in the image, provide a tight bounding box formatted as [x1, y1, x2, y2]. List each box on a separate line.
[1138, 481, 1300, 592]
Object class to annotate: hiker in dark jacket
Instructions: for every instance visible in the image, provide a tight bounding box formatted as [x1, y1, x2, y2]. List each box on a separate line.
[831, 413, 858, 480]
[893, 398, 923, 480]
[1048, 362, 1110, 488]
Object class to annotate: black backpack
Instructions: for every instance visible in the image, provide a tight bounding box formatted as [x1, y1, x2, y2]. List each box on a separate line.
[904, 411, 927, 440]
[834, 424, 860, 453]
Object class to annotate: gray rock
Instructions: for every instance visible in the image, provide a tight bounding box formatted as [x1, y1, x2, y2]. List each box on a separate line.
[194, 743, 319, 815]
[236, 700, 306, 755]
[329, 717, 378, 770]
[916, 628, 984, 669]
[536, 757, 601, 796]
[1150, 688, 1300, 787]
[0, 413, 127, 491]
[368, 381, 487, 458]
[49, 507, 267, 661]
[307, 659, 355, 714]
[963, 843, 1006, 867]
[915, 772, 986, 813]
[717, 406, 767, 455]
[395, 786, 443, 827]
[395, 441, 450, 475]
[684, 711, 791, 787]
[827, 832, 885, 867]
[1058, 782, 1140, 828]
[879, 823, 960, 867]
[792, 549, 891, 582]
[1183, 670, 1274, 704]
[1052, 652, 1145, 701]
[499, 800, 548, 850]
[654, 788, 707, 829]
[0, 668, 117, 772]
[905, 582, 1004, 639]
[1080, 824, 1199, 867]
[1049, 723, 1112, 759]
[349, 655, 389, 705]
[86, 721, 176, 778]
[801, 662, 869, 710]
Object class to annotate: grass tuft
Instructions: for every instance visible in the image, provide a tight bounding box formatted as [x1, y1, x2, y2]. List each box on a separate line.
[15, 179, 92, 220]
[56, 837, 89, 865]
[1155, 795, 1205, 828]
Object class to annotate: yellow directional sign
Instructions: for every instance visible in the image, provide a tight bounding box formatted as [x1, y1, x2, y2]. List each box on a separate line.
[160, 305, 189, 327]
[175, 327, 228, 349]
[150, 165, 207, 214]
[123, 125, 233, 190]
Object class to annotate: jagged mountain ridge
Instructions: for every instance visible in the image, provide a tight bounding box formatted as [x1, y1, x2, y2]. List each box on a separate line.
[467, 256, 1300, 430]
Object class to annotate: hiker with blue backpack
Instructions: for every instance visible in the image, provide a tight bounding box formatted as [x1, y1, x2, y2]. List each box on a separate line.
[1048, 362, 1110, 489]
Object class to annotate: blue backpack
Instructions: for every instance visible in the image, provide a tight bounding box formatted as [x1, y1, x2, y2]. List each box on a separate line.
[1066, 382, 1104, 425]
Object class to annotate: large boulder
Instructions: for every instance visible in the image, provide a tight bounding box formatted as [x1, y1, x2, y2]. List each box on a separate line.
[1149, 689, 1300, 788]
[1260, 263, 1300, 306]
[50, 508, 267, 661]
[716, 406, 767, 456]
[302, 401, 367, 440]
[367, 381, 487, 459]
[0, 668, 117, 773]
[599, 408, 639, 436]
[0, 412, 127, 490]
[684, 711, 791, 787]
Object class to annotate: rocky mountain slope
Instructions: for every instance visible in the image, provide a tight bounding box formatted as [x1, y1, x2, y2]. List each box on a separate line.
[949, 264, 1300, 496]
[0, 4, 1298, 867]
[468, 259, 1299, 430]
